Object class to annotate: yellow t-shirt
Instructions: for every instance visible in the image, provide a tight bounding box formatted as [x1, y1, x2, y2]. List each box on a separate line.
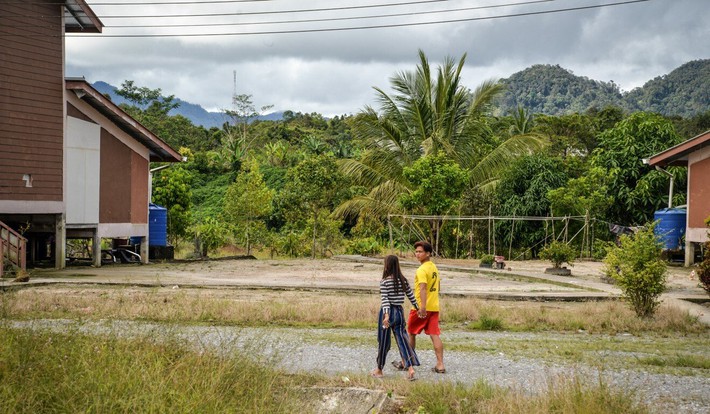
[413, 260, 440, 312]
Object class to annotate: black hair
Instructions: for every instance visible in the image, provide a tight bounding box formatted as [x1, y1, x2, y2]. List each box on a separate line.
[414, 240, 433, 254]
[382, 255, 410, 293]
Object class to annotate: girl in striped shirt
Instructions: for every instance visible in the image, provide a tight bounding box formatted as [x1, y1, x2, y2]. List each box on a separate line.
[371, 255, 420, 380]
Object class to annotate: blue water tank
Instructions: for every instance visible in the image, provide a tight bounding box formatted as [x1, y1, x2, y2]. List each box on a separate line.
[653, 208, 686, 250]
[149, 203, 168, 246]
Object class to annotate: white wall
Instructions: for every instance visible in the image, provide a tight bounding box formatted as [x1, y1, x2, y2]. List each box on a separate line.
[65, 116, 100, 225]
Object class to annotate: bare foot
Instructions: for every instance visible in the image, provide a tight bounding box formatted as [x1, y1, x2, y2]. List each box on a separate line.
[370, 369, 384, 378]
[407, 368, 416, 381]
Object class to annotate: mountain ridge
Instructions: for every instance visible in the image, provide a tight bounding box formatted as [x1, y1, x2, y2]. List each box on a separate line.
[92, 59, 709, 128]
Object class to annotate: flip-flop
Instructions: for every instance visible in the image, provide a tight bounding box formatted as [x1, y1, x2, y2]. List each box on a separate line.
[406, 373, 417, 381]
[431, 367, 446, 374]
[391, 360, 406, 371]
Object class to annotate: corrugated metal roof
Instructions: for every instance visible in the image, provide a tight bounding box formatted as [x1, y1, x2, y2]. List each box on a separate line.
[64, 0, 103, 33]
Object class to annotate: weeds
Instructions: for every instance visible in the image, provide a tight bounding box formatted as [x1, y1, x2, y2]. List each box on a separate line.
[0, 324, 302, 413]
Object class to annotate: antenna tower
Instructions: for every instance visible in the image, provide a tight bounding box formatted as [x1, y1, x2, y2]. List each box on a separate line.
[232, 70, 237, 108]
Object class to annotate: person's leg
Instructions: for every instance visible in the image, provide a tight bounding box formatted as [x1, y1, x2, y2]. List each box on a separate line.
[374, 308, 390, 376]
[397, 308, 420, 370]
[391, 307, 419, 369]
[430, 334, 445, 371]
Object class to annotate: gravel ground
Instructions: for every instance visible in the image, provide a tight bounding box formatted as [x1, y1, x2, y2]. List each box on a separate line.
[11, 319, 709, 414]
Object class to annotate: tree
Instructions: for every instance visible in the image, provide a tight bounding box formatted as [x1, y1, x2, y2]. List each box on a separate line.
[337, 50, 546, 219]
[222, 161, 274, 255]
[283, 154, 347, 258]
[114, 80, 212, 151]
[225, 94, 273, 155]
[547, 166, 613, 218]
[152, 161, 192, 245]
[495, 154, 568, 257]
[400, 154, 467, 250]
[590, 112, 686, 225]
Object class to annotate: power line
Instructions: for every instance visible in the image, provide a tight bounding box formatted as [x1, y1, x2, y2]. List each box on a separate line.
[60, 0, 650, 38]
[5, 0, 457, 19]
[102, 0, 556, 29]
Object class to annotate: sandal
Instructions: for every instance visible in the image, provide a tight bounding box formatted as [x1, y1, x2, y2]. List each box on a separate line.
[431, 367, 446, 374]
[391, 360, 406, 371]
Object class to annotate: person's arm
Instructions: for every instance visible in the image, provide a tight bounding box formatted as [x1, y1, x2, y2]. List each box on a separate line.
[380, 279, 391, 327]
[405, 283, 419, 311]
[417, 282, 427, 318]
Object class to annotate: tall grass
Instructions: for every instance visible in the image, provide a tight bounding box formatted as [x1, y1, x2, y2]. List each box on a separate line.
[3, 288, 706, 334]
[0, 324, 303, 413]
[445, 298, 705, 335]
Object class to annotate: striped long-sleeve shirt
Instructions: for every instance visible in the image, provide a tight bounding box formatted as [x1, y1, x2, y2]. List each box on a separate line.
[380, 277, 419, 314]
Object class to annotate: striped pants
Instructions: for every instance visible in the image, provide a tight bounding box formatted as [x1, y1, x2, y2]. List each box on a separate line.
[376, 305, 420, 370]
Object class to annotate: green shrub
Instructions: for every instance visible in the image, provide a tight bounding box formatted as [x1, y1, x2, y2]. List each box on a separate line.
[696, 216, 710, 297]
[540, 241, 576, 268]
[480, 254, 495, 265]
[193, 217, 228, 258]
[345, 237, 383, 256]
[603, 223, 667, 318]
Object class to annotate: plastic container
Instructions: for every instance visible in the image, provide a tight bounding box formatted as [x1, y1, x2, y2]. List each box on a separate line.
[653, 208, 686, 250]
[148, 203, 168, 246]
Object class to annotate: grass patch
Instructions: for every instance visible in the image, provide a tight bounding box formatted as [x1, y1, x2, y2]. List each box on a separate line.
[471, 314, 505, 331]
[403, 375, 649, 414]
[638, 354, 710, 370]
[0, 324, 304, 413]
[447, 299, 706, 335]
[0, 322, 661, 414]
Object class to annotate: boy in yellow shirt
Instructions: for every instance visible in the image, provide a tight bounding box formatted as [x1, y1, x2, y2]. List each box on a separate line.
[406, 240, 445, 373]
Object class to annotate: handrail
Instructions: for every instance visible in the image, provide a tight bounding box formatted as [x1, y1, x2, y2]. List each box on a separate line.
[0, 221, 27, 277]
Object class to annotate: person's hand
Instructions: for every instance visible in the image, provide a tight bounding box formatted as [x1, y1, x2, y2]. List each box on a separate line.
[382, 314, 390, 328]
[417, 308, 427, 318]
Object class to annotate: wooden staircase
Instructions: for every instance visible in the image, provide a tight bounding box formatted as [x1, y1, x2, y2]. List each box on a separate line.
[1, 220, 26, 277]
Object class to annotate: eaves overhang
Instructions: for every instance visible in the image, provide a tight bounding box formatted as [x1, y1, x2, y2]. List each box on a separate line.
[64, 0, 103, 33]
[66, 78, 182, 163]
[648, 130, 710, 168]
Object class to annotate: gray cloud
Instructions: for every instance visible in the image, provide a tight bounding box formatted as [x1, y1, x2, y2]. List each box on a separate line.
[66, 0, 709, 116]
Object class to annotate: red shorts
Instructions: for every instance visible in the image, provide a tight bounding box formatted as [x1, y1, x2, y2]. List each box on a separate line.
[407, 309, 441, 336]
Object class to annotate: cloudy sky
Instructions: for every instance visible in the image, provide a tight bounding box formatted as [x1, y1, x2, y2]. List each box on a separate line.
[65, 0, 709, 116]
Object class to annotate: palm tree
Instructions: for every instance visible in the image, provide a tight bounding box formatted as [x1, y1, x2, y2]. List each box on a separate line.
[336, 50, 546, 220]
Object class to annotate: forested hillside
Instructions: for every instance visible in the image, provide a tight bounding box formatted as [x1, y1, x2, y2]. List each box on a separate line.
[497, 59, 710, 118]
[624, 59, 710, 117]
[496, 64, 624, 116]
